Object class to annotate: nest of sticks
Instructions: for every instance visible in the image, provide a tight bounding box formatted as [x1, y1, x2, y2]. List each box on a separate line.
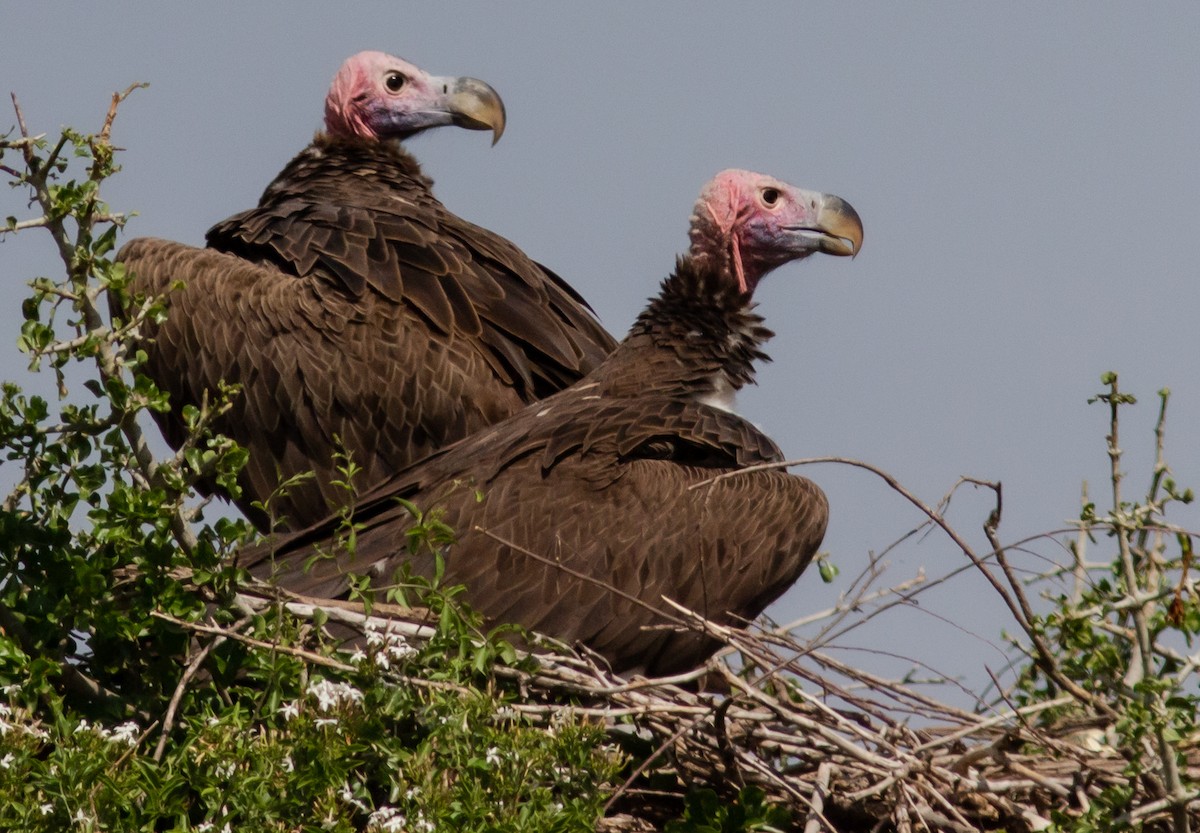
[224, 579, 1199, 833]
[216, 451, 1200, 831]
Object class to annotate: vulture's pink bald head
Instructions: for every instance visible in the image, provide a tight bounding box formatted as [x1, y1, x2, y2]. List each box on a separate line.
[324, 51, 506, 144]
[688, 169, 863, 294]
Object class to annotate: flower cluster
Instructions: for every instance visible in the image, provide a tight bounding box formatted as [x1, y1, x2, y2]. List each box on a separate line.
[71, 718, 139, 746]
[353, 620, 419, 670]
[278, 678, 365, 725]
[0, 698, 47, 741]
[368, 805, 435, 833]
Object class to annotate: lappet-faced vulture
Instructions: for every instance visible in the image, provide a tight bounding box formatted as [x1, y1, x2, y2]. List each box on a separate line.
[115, 51, 616, 530]
[240, 170, 863, 676]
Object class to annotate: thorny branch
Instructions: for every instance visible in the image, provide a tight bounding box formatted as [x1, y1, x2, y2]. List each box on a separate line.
[6, 86, 198, 553]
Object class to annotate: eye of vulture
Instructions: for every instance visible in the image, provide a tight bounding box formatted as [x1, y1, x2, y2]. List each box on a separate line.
[240, 169, 863, 677]
[114, 51, 615, 531]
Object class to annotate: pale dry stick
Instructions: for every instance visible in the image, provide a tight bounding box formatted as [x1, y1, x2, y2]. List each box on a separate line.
[914, 695, 1075, 755]
[773, 651, 931, 729]
[696, 458, 1017, 611]
[1117, 792, 1200, 830]
[714, 456, 1118, 719]
[805, 649, 991, 726]
[150, 610, 482, 702]
[108, 721, 161, 775]
[912, 776, 980, 833]
[1090, 618, 1195, 666]
[1064, 575, 1194, 620]
[713, 545, 930, 679]
[774, 571, 927, 634]
[509, 702, 710, 722]
[706, 662, 908, 774]
[892, 798, 912, 833]
[151, 611, 353, 672]
[747, 542, 914, 654]
[601, 710, 719, 815]
[498, 660, 709, 698]
[736, 749, 814, 806]
[152, 614, 253, 762]
[0, 215, 54, 233]
[0, 133, 44, 178]
[802, 762, 834, 833]
[1002, 758, 1073, 798]
[977, 482, 1120, 721]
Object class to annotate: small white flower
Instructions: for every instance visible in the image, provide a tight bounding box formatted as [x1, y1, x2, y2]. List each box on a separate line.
[280, 701, 300, 721]
[73, 719, 92, 735]
[72, 808, 89, 824]
[349, 648, 368, 664]
[196, 823, 214, 833]
[485, 746, 501, 767]
[383, 631, 416, 661]
[39, 803, 52, 816]
[314, 717, 339, 729]
[0, 684, 19, 696]
[0, 702, 11, 717]
[0, 719, 12, 737]
[281, 755, 295, 773]
[107, 721, 139, 746]
[491, 706, 520, 724]
[404, 786, 420, 800]
[0, 752, 13, 769]
[367, 806, 407, 832]
[339, 782, 369, 814]
[307, 679, 363, 712]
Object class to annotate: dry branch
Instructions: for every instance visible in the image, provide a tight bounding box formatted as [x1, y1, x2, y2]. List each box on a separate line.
[226, 575, 1200, 832]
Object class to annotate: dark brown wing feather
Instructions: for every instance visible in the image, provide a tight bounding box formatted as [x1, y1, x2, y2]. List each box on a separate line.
[116, 138, 615, 530]
[240, 388, 827, 676]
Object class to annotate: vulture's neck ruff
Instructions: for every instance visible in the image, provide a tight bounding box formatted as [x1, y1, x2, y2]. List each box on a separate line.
[612, 256, 773, 408]
[259, 133, 433, 205]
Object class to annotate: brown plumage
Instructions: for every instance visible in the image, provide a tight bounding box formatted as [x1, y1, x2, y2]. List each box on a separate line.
[240, 170, 863, 675]
[115, 52, 615, 530]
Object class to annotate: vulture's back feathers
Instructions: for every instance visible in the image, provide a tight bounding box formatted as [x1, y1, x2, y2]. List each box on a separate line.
[239, 255, 830, 676]
[118, 136, 615, 529]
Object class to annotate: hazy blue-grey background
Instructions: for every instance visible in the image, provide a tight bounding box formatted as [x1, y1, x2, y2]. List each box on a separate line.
[4, 3, 1198, 702]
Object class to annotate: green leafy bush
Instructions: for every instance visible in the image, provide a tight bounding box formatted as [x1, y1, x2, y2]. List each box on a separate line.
[0, 89, 623, 833]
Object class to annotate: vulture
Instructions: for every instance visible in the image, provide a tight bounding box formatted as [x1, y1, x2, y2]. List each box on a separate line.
[115, 51, 616, 530]
[240, 169, 863, 676]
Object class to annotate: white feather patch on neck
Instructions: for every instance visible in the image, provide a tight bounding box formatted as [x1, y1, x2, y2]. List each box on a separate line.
[696, 375, 739, 413]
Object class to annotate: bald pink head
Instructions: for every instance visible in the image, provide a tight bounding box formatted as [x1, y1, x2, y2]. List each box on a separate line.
[687, 169, 863, 294]
[324, 51, 506, 144]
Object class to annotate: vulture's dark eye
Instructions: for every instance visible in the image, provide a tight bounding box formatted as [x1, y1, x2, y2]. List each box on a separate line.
[384, 72, 406, 93]
[761, 188, 780, 207]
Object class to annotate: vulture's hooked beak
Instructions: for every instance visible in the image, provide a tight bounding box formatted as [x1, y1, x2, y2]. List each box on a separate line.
[442, 76, 507, 145]
[787, 192, 863, 258]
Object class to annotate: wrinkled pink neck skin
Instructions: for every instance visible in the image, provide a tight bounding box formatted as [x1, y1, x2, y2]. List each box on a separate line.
[687, 169, 815, 295]
[690, 176, 753, 293]
[324, 52, 384, 139]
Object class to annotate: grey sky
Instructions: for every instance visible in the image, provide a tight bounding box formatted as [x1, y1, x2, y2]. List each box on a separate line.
[4, 3, 1198, 702]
